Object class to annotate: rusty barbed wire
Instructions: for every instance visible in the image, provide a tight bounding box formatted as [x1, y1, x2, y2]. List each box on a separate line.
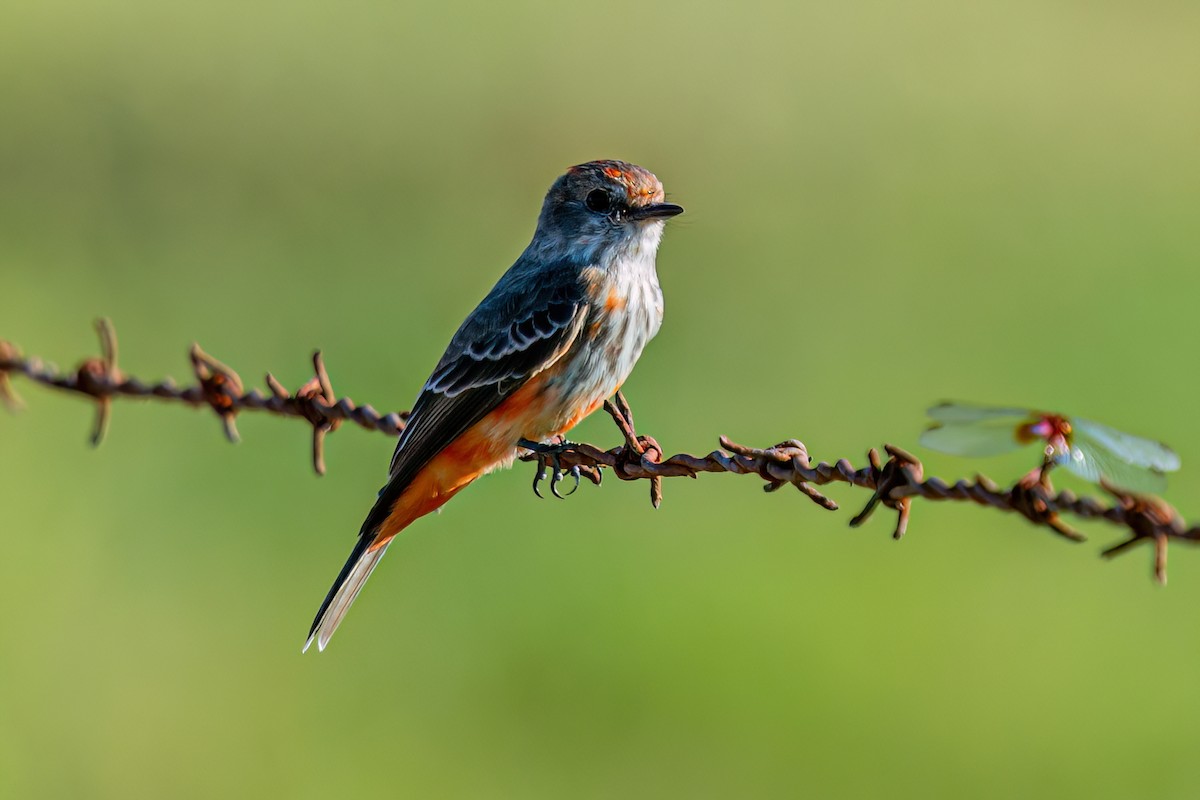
[0, 319, 409, 475]
[2, 319, 1196, 583]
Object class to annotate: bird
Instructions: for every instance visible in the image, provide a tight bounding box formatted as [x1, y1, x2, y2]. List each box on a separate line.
[303, 160, 684, 651]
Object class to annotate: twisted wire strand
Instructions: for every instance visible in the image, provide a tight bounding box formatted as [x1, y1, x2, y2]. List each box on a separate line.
[2, 319, 1194, 583]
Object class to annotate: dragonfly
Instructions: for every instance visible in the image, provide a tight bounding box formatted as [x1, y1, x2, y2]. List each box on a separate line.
[919, 402, 1181, 494]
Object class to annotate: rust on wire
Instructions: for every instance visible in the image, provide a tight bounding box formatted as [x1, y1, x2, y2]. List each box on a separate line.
[1097, 483, 1182, 585]
[189, 343, 244, 443]
[2, 319, 1197, 584]
[0, 319, 409, 461]
[849, 444, 921, 539]
[0, 339, 25, 412]
[265, 351, 344, 475]
[70, 319, 123, 446]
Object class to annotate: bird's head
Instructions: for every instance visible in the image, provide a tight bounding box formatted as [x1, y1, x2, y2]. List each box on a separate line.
[531, 160, 684, 263]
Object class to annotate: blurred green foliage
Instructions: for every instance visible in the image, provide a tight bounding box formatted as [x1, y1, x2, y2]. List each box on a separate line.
[2, 1, 1199, 797]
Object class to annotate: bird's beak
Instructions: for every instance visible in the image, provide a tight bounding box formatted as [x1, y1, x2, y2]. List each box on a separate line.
[630, 203, 685, 221]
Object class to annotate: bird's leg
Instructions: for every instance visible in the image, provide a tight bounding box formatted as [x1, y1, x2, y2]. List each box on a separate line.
[603, 390, 665, 508]
[603, 390, 640, 451]
[518, 437, 581, 499]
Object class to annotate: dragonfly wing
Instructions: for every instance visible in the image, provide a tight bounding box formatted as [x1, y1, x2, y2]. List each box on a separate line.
[1072, 418, 1180, 472]
[926, 402, 1032, 424]
[1061, 438, 1169, 495]
[919, 421, 1027, 457]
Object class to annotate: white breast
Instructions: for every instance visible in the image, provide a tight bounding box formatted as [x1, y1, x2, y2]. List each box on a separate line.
[539, 223, 666, 436]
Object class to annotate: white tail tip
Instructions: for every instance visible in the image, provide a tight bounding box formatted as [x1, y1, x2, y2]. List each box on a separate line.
[302, 542, 390, 653]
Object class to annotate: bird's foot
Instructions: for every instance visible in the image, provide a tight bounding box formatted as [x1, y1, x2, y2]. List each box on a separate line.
[519, 437, 581, 499]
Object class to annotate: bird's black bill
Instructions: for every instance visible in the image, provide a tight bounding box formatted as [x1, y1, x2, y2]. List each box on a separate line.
[630, 203, 685, 220]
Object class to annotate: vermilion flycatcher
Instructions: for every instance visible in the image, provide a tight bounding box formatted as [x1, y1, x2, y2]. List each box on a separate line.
[304, 160, 683, 651]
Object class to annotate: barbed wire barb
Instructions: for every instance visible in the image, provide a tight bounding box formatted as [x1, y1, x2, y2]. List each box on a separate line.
[2, 318, 1196, 584]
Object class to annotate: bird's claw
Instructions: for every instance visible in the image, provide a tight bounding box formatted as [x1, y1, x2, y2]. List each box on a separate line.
[552, 465, 581, 498]
[532, 465, 548, 498]
[520, 438, 581, 500]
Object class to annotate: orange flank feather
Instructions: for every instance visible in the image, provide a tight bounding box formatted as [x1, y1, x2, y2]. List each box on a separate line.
[560, 391, 610, 434]
[369, 368, 604, 550]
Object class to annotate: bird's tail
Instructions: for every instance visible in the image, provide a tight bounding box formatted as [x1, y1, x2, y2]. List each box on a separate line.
[303, 535, 391, 653]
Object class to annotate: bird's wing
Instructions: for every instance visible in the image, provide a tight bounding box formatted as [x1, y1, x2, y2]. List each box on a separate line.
[365, 262, 589, 535]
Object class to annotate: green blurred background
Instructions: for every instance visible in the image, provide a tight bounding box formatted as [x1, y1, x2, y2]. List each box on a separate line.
[2, 1, 1198, 797]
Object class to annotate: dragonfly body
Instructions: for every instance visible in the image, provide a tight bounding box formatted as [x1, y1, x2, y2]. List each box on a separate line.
[1015, 414, 1071, 459]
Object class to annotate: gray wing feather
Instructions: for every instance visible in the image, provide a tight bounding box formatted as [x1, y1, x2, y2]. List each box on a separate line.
[424, 276, 582, 399]
[366, 259, 588, 531]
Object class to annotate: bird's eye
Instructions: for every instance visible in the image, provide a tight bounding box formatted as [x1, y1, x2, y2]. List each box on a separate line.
[584, 189, 612, 213]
